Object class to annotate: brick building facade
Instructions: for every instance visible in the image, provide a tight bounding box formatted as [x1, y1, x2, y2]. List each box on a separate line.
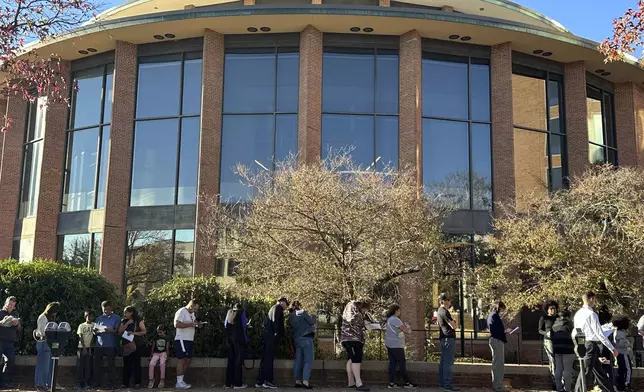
[3, 0, 644, 358]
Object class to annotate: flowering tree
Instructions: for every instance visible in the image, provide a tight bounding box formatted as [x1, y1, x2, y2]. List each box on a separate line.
[600, 0, 644, 62]
[1, 0, 97, 130]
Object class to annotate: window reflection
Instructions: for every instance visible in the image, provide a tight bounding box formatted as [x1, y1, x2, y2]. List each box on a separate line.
[220, 49, 299, 202]
[20, 97, 47, 218]
[63, 65, 113, 212]
[512, 68, 566, 210]
[321, 49, 399, 170]
[125, 229, 194, 298]
[131, 53, 202, 206]
[58, 232, 102, 269]
[421, 55, 491, 210]
[587, 86, 617, 165]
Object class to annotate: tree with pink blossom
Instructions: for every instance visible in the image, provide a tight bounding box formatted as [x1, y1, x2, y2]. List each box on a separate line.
[1, 0, 98, 131]
[600, 0, 644, 63]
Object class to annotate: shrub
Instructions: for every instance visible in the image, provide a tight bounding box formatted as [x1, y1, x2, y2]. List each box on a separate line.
[138, 277, 292, 358]
[0, 260, 120, 355]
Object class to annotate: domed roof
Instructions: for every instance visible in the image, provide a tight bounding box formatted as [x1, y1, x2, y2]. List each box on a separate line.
[94, 0, 570, 34]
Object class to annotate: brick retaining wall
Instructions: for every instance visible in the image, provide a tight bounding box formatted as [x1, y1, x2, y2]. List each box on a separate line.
[10, 357, 644, 390]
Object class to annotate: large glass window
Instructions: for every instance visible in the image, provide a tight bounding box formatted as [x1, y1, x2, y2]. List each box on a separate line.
[321, 48, 398, 171]
[131, 53, 202, 206]
[422, 54, 491, 210]
[125, 229, 194, 297]
[220, 48, 299, 201]
[19, 97, 47, 218]
[512, 68, 566, 211]
[57, 233, 102, 269]
[587, 86, 617, 165]
[62, 65, 113, 212]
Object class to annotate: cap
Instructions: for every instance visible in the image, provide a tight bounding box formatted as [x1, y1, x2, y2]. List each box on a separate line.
[438, 293, 450, 302]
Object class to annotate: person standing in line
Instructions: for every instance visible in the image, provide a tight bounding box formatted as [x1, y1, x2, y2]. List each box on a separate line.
[289, 301, 316, 390]
[436, 294, 459, 392]
[340, 298, 371, 392]
[148, 324, 171, 389]
[119, 306, 147, 389]
[539, 300, 559, 388]
[35, 302, 59, 391]
[225, 304, 248, 390]
[384, 304, 416, 389]
[0, 296, 20, 389]
[572, 291, 617, 392]
[487, 301, 513, 392]
[612, 316, 632, 392]
[551, 309, 575, 392]
[256, 297, 289, 389]
[92, 300, 121, 390]
[76, 310, 95, 389]
[174, 299, 201, 390]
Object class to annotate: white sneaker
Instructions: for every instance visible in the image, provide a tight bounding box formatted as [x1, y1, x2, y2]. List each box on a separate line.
[175, 381, 192, 389]
[234, 385, 248, 390]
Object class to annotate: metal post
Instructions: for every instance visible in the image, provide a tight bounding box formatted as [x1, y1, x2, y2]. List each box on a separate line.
[49, 356, 59, 392]
[458, 261, 465, 359]
[579, 357, 587, 392]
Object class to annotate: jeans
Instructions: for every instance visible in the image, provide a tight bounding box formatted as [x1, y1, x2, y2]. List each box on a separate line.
[92, 346, 116, 387]
[226, 337, 244, 387]
[294, 337, 314, 382]
[0, 339, 16, 386]
[35, 340, 53, 387]
[122, 351, 142, 387]
[554, 353, 574, 392]
[149, 352, 167, 381]
[575, 341, 614, 392]
[439, 337, 456, 388]
[257, 334, 279, 384]
[616, 353, 632, 391]
[489, 338, 505, 392]
[76, 348, 93, 387]
[386, 347, 410, 385]
[544, 340, 555, 379]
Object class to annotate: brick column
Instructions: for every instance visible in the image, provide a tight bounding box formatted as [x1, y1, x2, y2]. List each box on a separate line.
[615, 82, 644, 167]
[490, 42, 515, 212]
[243, 0, 255, 4]
[194, 29, 224, 276]
[101, 41, 137, 291]
[379, 0, 390, 6]
[564, 61, 589, 178]
[398, 29, 425, 360]
[297, 25, 323, 165]
[32, 63, 71, 260]
[0, 98, 28, 258]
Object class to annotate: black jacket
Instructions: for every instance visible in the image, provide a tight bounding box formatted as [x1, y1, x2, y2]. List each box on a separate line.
[538, 315, 558, 339]
[550, 316, 574, 355]
[264, 304, 285, 338]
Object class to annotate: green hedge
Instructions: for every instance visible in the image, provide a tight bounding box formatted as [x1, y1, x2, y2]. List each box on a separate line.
[0, 260, 120, 355]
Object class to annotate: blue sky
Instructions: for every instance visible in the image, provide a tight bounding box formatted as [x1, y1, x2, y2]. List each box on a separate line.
[97, 0, 633, 43]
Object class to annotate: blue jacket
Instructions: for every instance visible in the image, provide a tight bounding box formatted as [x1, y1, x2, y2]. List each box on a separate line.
[289, 310, 316, 339]
[487, 311, 507, 343]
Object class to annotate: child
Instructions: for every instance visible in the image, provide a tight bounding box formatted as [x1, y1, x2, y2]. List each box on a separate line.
[613, 316, 632, 392]
[148, 325, 171, 389]
[76, 310, 95, 389]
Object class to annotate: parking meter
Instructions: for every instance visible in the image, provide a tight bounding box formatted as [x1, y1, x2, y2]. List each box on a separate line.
[573, 328, 587, 392]
[44, 322, 72, 392]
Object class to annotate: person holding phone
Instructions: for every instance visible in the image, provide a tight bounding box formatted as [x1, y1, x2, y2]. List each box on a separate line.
[0, 296, 20, 389]
[174, 299, 201, 389]
[437, 294, 458, 391]
[487, 300, 513, 392]
[384, 304, 416, 389]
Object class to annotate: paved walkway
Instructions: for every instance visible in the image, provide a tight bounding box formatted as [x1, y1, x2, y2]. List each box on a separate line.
[9, 388, 551, 392]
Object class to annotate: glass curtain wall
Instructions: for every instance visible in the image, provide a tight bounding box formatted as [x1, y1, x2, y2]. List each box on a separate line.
[62, 64, 114, 211]
[587, 86, 617, 165]
[512, 67, 567, 211]
[19, 97, 47, 218]
[421, 54, 492, 210]
[321, 48, 399, 170]
[220, 48, 299, 202]
[131, 53, 202, 206]
[125, 229, 194, 297]
[58, 233, 103, 269]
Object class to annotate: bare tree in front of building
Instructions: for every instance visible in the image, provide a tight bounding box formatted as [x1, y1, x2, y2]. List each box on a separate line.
[474, 165, 644, 317]
[200, 153, 452, 316]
